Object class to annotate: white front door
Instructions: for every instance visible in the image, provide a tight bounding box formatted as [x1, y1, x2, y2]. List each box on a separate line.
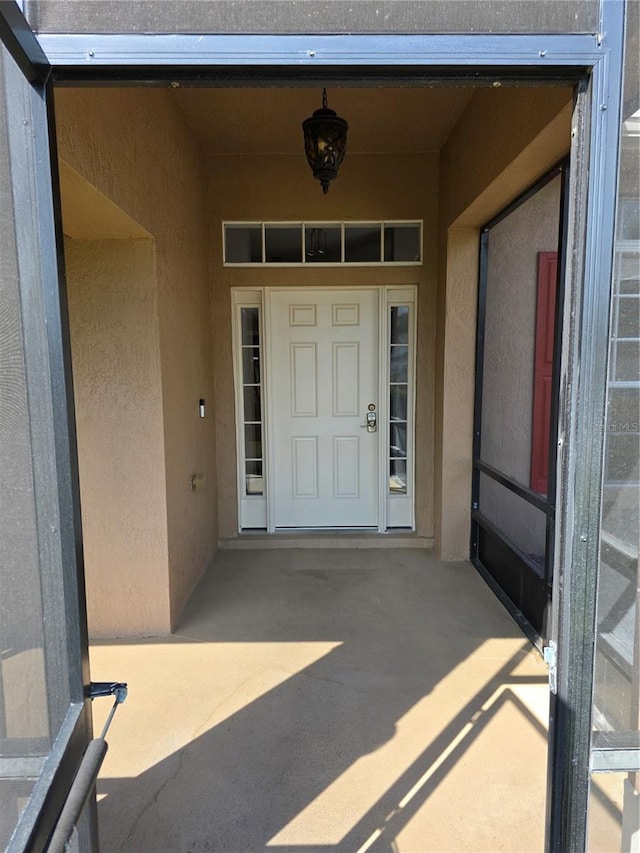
[268, 289, 380, 528]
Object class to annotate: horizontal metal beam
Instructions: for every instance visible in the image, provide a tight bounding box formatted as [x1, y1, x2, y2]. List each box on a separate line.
[590, 749, 640, 772]
[474, 458, 549, 513]
[0, 756, 47, 780]
[35, 31, 602, 70]
[591, 728, 640, 773]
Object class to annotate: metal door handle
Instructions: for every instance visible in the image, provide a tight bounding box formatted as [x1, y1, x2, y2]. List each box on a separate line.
[361, 410, 377, 432]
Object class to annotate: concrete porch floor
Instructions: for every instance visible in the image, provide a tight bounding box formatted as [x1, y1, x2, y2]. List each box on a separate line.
[90, 549, 551, 853]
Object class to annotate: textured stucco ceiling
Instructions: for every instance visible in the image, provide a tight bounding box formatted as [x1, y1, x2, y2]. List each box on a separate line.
[172, 87, 475, 155]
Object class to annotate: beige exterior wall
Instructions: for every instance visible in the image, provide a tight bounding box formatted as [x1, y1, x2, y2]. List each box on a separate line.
[440, 88, 572, 230]
[55, 89, 217, 635]
[207, 153, 438, 541]
[435, 87, 573, 558]
[65, 238, 171, 635]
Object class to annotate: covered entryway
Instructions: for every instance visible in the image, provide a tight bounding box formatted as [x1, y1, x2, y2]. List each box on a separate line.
[53, 80, 577, 636]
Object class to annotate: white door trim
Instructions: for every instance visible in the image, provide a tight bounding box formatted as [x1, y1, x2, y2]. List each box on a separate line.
[376, 286, 387, 533]
[232, 285, 417, 533]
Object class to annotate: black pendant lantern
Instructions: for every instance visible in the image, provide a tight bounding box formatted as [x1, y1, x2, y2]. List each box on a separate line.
[302, 88, 348, 194]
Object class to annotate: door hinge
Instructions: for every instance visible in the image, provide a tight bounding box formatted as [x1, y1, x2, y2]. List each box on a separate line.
[86, 681, 128, 702]
[543, 641, 558, 694]
[86, 681, 128, 738]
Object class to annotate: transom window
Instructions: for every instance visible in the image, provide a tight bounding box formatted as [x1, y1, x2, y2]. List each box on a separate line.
[223, 221, 422, 266]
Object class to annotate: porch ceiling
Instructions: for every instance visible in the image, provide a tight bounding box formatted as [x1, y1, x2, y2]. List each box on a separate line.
[171, 86, 475, 154]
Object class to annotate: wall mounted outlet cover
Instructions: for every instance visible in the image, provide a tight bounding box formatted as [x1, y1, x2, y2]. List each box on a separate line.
[191, 474, 206, 491]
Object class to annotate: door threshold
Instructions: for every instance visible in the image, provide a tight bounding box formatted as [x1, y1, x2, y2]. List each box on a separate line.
[275, 526, 379, 532]
[219, 531, 433, 550]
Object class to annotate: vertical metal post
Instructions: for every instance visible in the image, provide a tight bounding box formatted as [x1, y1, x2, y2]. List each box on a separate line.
[0, 3, 97, 848]
[542, 159, 571, 626]
[470, 228, 489, 559]
[545, 1, 626, 849]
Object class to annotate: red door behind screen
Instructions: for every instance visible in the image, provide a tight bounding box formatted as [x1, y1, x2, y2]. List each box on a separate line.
[530, 251, 557, 494]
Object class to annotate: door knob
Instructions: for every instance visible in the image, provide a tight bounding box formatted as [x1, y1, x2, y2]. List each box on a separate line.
[360, 408, 377, 432]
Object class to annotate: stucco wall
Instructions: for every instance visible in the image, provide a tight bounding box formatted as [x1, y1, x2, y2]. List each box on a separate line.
[440, 88, 572, 231]
[55, 89, 217, 633]
[65, 238, 171, 635]
[435, 87, 572, 558]
[207, 152, 437, 540]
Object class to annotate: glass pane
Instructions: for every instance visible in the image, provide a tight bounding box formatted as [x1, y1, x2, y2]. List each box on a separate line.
[265, 225, 302, 263]
[304, 225, 341, 262]
[617, 252, 639, 293]
[225, 225, 262, 263]
[614, 340, 640, 382]
[245, 460, 263, 496]
[390, 384, 408, 421]
[390, 306, 409, 344]
[390, 346, 408, 382]
[0, 48, 52, 761]
[593, 0, 640, 784]
[241, 307, 260, 346]
[344, 224, 381, 262]
[0, 781, 36, 850]
[480, 175, 562, 484]
[390, 423, 407, 458]
[609, 388, 640, 430]
[618, 197, 640, 241]
[1, 43, 83, 849]
[242, 347, 261, 384]
[244, 423, 262, 459]
[587, 773, 634, 852]
[243, 385, 261, 422]
[478, 475, 547, 572]
[592, 552, 636, 732]
[604, 434, 640, 483]
[389, 459, 407, 494]
[384, 224, 421, 261]
[617, 296, 640, 338]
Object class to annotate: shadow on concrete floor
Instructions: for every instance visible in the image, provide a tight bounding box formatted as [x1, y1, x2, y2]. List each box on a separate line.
[90, 549, 551, 853]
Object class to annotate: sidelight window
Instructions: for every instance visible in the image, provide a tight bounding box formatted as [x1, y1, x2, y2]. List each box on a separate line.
[240, 307, 264, 497]
[233, 292, 268, 530]
[386, 294, 415, 528]
[389, 306, 410, 494]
